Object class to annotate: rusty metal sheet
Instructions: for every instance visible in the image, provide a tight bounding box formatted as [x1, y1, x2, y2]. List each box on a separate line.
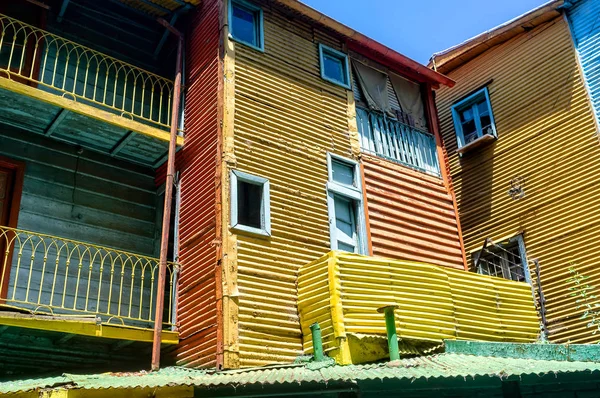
[362, 154, 464, 269]
[165, 0, 221, 369]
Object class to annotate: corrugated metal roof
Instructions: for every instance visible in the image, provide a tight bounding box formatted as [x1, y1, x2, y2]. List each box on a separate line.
[3, 352, 600, 394]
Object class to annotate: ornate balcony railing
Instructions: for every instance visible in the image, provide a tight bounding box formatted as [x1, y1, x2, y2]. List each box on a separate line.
[0, 226, 177, 328]
[356, 108, 441, 176]
[0, 14, 174, 129]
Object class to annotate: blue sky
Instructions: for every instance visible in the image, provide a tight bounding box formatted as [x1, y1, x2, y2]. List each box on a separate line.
[301, 0, 547, 65]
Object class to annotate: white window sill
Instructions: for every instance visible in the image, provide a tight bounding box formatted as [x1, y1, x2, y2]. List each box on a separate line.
[456, 133, 496, 155]
[231, 223, 271, 239]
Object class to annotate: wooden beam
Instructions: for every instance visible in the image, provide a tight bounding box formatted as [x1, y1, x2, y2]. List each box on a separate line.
[57, 0, 70, 22]
[45, 108, 69, 137]
[55, 333, 76, 345]
[154, 13, 179, 58]
[0, 77, 184, 146]
[153, 150, 169, 169]
[110, 131, 136, 156]
[0, 312, 179, 344]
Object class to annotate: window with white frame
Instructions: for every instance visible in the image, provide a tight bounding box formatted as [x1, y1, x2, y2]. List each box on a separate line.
[326, 154, 367, 254]
[229, 0, 264, 51]
[319, 44, 351, 89]
[473, 235, 529, 283]
[451, 87, 497, 149]
[230, 170, 271, 237]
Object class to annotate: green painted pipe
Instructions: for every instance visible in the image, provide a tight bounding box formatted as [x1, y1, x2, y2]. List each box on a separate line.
[378, 305, 400, 361]
[310, 322, 324, 362]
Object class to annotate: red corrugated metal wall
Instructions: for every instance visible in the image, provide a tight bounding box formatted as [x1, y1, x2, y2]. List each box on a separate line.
[362, 154, 464, 269]
[161, 0, 221, 368]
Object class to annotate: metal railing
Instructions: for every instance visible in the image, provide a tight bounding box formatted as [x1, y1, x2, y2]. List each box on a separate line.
[0, 226, 177, 328]
[356, 108, 441, 176]
[0, 14, 174, 129]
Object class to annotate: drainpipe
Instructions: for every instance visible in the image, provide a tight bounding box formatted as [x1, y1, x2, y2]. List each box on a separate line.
[152, 18, 184, 372]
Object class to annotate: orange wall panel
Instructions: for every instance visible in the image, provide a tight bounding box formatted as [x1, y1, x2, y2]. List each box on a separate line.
[167, 0, 221, 369]
[362, 154, 464, 269]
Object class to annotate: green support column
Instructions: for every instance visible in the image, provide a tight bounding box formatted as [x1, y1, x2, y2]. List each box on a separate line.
[378, 305, 400, 361]
[310, 322, 325, 362]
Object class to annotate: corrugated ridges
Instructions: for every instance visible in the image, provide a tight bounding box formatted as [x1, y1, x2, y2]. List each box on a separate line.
[297, 254, 336, 354]
[362, 154, 464, 269]
[435, 15, 600, 343]
[232, 2, 353, 367]
[168, 0, 220, 368]
[6, 353, 600, 393]
[297, 252, 538, 362]
[568, 0, 600, 129]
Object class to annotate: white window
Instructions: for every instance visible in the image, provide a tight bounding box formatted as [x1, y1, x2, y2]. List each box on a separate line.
[319, 44, 351, 89]
[229, 0, 264, 52]
[326, 154, 367, 254]
[451, 87, 497, 150]
[474, 235, 529, 283]
[230, 170, 271, 237]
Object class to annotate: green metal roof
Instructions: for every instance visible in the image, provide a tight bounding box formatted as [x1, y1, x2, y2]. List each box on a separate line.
[3, 351, 600, 394]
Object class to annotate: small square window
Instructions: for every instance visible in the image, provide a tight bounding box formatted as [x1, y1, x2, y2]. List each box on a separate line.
[473, 236, 529, 283]
[451, 87, 497, 151]
[319, 44, 350, 89]
[231, 170, 270, 237]
[331, 159, 356, 187]
[230, 0, 264, 51]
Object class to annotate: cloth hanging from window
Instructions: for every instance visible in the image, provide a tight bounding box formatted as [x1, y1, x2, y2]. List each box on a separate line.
[389, 73, 427, 130]
[351, 60, 390, 114]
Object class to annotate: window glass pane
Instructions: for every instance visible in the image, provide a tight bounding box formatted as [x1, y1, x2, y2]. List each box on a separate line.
[237, 180, 262, 228]
[338, 242, 355, 252]
[323, 53, 344, 83]
[475, 241, 526, 282]
[334, 196, 357, 253]
[231, 4, 257, 46]
[332, 160, 355, 186]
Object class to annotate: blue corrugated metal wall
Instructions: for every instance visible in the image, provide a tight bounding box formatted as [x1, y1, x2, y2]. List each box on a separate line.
[568, 0, 600, 125]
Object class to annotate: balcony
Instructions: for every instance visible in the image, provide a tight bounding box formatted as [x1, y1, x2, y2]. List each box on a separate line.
[356, 108, 440, 176]
[298, 251, 539, 365]
[0, 13, 182, 168]
[0, 226, 177, 331]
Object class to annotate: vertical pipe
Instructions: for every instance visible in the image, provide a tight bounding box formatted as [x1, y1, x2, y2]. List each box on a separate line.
[310, 323, 324, 362]
[152, 22, 184, 372]
[378, 305, 400, 361]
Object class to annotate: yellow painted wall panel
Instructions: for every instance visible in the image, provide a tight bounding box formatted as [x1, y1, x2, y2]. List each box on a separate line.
[435, 16, 600, 343]
[298, 252, 539, 365]
[231, 3, 354, 367]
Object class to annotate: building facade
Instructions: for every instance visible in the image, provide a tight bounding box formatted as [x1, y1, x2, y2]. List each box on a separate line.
[0, 0, 542, 378]
[172, 0, 539, 370]
[430, 0, 600, 344]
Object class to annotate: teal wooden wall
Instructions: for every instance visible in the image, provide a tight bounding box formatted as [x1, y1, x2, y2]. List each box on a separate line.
[1, 127, 162, 324]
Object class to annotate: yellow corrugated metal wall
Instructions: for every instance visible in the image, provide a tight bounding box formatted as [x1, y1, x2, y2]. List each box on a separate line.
[229, 3, 355, 367]
[435, 16, 600, 343]
[297, 251, 539, 365]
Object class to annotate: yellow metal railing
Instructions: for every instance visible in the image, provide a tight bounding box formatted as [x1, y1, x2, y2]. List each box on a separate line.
[0, 226, 177, 328]
[0, 14, 174, 129]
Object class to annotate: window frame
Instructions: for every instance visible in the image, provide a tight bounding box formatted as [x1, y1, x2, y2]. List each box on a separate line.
[228, 0, 264, 52]
[451, 87, 497, 150]
[326, 153, 368, 255]
[473, 235, 530, 283]
[230, 170, 271, 238]
[319, 44, 351, 89]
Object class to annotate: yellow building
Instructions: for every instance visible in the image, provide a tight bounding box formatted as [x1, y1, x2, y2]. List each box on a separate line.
[171, 0, 539, 370]
[430, 1, 600, 343]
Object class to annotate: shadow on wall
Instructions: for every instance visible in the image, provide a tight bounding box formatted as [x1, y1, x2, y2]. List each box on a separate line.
[452, 59, 578, 266]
